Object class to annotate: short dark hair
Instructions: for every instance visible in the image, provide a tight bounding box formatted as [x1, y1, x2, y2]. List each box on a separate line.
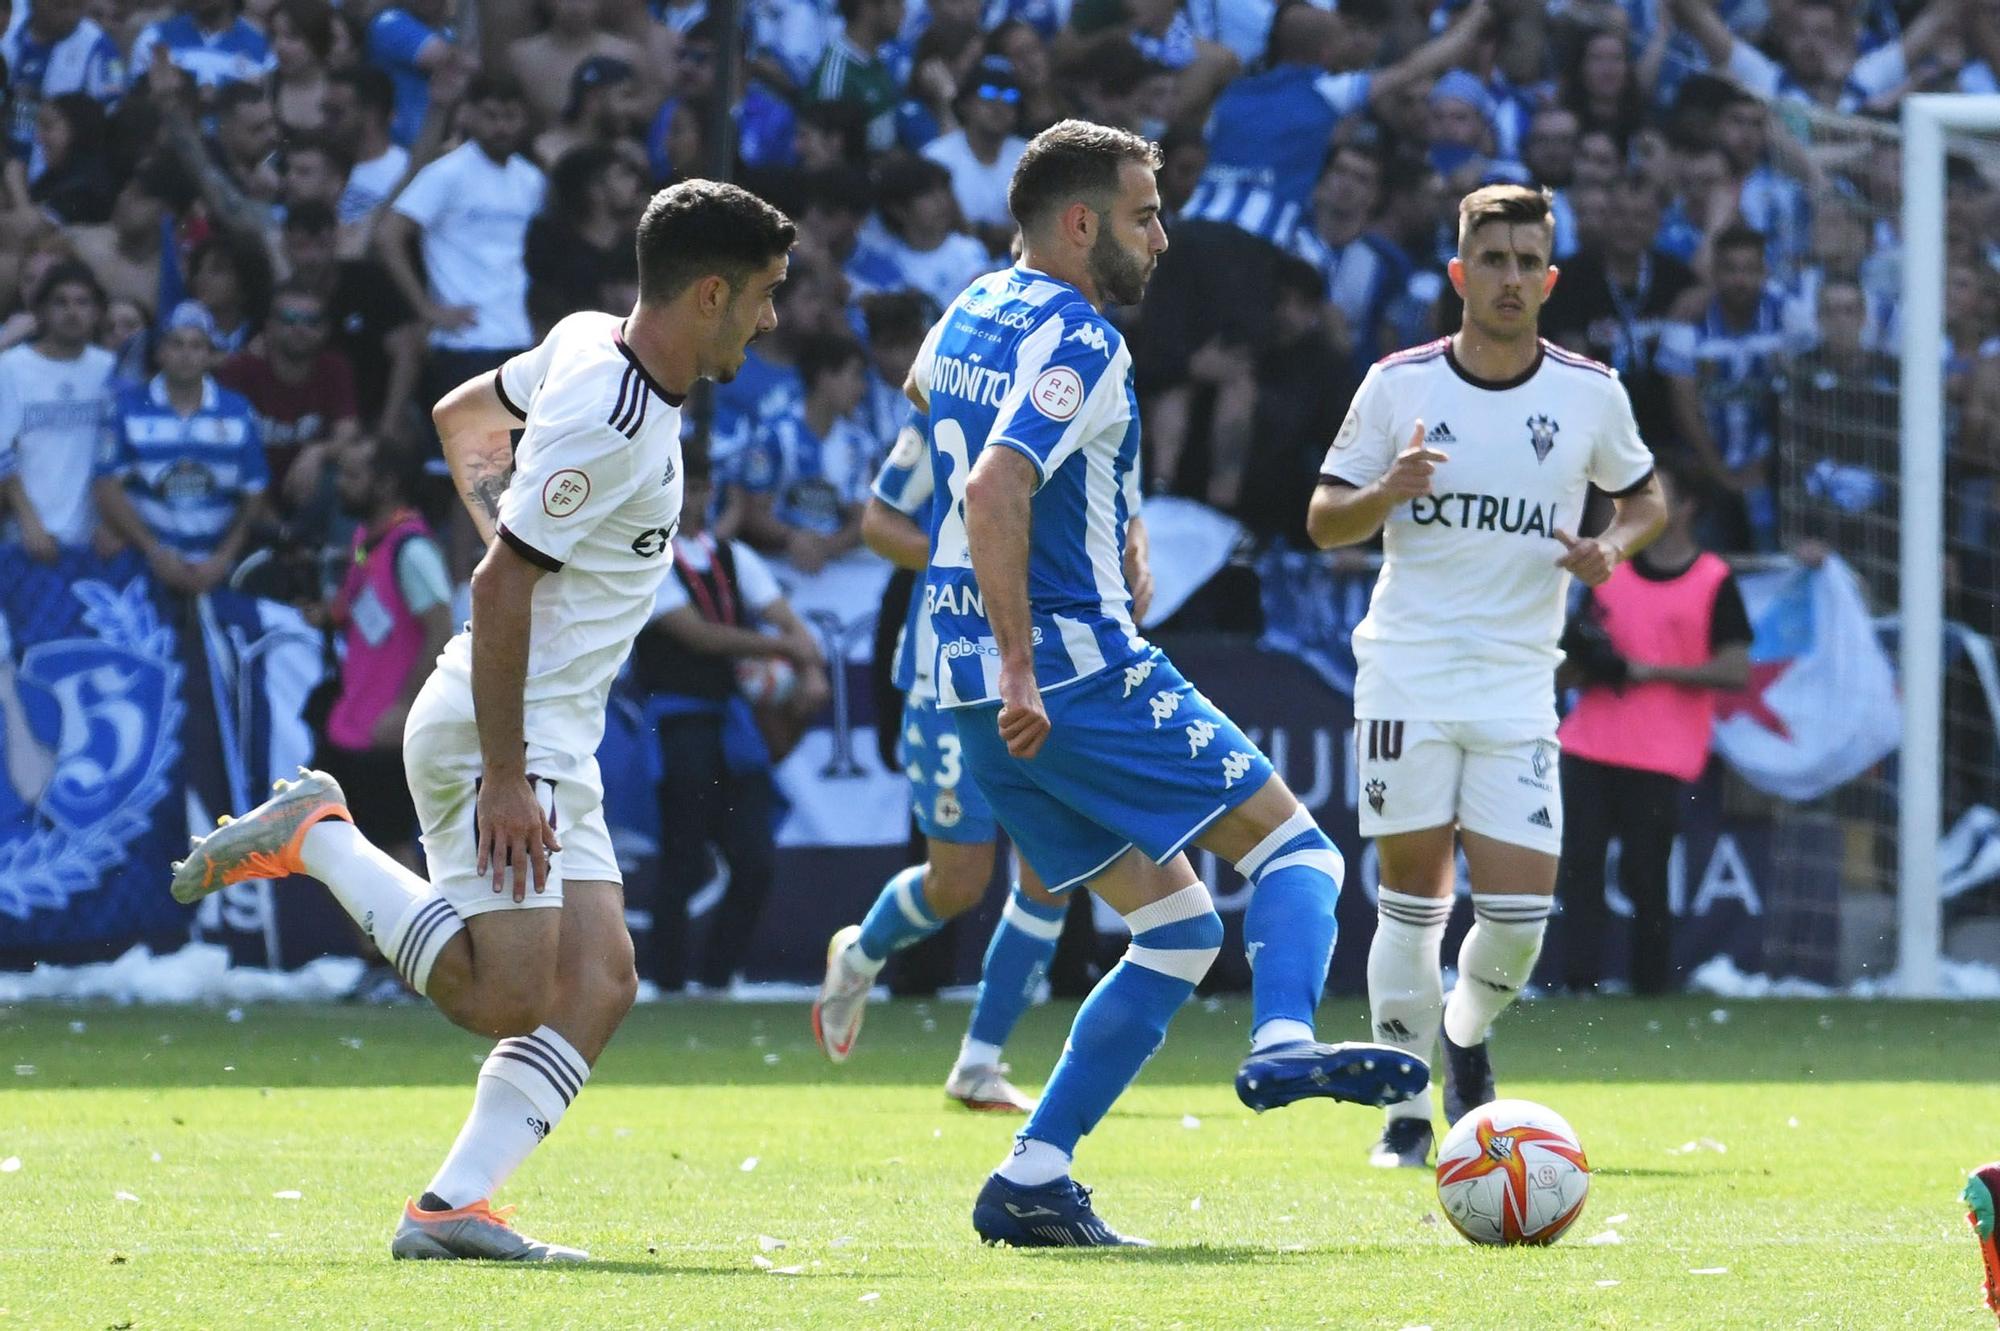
[1008, 119, 1162, 232]
[1713, 222, 1767, 261]
[274, 0, 336, 61]
[1273, 255, 1326, 304]
[875, 154, 954, 215]
[1456, 183, 1554, 250]
[372, 440, 430, 504]
[797, 332, 865, 390]
[215, 81, 270, 120]
[331, 64, 395, 121]
[861, 289, 931, 347]
[634, 179, 796, 304]
[802, 164, 874, 218]
[270, 278, 325, 310]
[465, 71, 528, 108]
[282, 198, 338, 235]
[31, 260, 105, 311]
[285, 130, 354, 179]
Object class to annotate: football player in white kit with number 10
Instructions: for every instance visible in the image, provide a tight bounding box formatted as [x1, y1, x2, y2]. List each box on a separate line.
[1308, 185, 1668, 1169]
[171, 181, 797, 1260]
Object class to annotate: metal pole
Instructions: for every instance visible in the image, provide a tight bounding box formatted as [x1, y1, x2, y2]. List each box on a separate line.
[707, 0, 742, 184]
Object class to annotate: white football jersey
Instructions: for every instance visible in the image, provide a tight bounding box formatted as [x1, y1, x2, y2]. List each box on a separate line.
[1321, 337, 1654, 726]
[431, 311, 685, 747]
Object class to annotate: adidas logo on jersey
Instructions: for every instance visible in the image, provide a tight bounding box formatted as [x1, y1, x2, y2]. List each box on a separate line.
[1426, 421, 1456, 445]
[1528, 807, 1554, 829]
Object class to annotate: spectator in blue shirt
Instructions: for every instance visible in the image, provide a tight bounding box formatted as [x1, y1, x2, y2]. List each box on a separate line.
[1, 0, 125, 163]
[93, 301, 267, 593]
[737, 332, 876, 573]
[131, 0, 276, 95]
[366, 0, 457, 147]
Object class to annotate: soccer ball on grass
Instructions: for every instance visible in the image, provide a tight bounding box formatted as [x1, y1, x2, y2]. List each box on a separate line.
[1435, 1098, 1590, 1246]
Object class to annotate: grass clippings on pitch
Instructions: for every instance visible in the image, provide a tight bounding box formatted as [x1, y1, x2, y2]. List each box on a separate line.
[0, 995, 1985, 1329]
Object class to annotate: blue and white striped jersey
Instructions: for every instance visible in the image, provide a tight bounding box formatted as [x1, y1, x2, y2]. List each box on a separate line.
[914, 265, 1146, 709]
[1181, 64, 1370, 250]
[96, 374, 266, 560]
[870, 409, 934, 699]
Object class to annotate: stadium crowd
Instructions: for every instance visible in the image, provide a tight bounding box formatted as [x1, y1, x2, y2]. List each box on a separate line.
[0, 0, 1996, 984]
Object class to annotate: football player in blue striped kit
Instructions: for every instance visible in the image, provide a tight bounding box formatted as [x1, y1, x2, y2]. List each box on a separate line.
[910, 121, 1427, 1248]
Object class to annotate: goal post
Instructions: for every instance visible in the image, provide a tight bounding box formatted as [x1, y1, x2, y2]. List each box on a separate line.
[1898, 95, 2000, 998]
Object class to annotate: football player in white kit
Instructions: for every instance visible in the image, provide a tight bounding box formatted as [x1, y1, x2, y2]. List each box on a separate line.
[170, 181, 797, 1259]
[1307, 185, 1668, 1169]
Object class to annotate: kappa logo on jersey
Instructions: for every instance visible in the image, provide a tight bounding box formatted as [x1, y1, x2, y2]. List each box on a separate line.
[1030, 366, 1084, 421]
[1121, 657, 1156, 697]
[1186, 718, 1216, 757]
[1527, 414, 1559, 463]
[1065, 322, 1111, 358]
[542, 468, 591, 517]
[1365, 778, 1386, 814]
[1222, 752, 1254, 788]
[1149, 688, 1184, 728]
[1426, 421, 1456, 445]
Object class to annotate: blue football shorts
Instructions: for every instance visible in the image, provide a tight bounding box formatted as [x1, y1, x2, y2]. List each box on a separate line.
[899, 694, 998, 845]
[951, 650, 1275, 892]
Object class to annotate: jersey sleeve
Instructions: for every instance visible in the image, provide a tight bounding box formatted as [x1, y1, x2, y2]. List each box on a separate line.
[869, 410, 933, 518]
[493, 394, 643, 572]
[1654, 320, 1698, 378]
[909, 314, 946, 404]
[1313, 70, 1371, 116]
[393, 534, 452, 614]
[985, 312, 1131, 488]
[1318, 364, 1397, 487]
[1587, 375, 1655, 496]
[390, 156, 450, 228]
[369, 10, 436, 68]
[494, 329, 562, 421]
[1724, 41, 1784, 100]
[1710, 570, 1752, 650]
[731, 541, 784, 613]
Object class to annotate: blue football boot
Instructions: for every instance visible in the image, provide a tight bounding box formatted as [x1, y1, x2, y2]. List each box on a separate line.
[1235, 1040, 1429, 1112]
[972, 1174, 1150, 1248]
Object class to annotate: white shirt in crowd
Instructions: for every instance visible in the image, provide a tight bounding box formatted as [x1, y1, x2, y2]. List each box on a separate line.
[340, 144, 411, 228]
[390, 141, 546, 352]
[0, 343, 117, 545]
[867, 230, 995, 317]
[652, 532, 783, 619]
[1321, 338, 1656, 728]
[428, 311, 685, 747]
[920, 131, 1028, 228]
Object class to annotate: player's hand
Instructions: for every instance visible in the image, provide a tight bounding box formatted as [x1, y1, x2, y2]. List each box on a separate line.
[1125, 546, 1155, 626]
[477, 774, 563, 902]
[996, 659, 1050, 760]
[1553, 528, 1622, 587]
[1375, 420, 1448, 501]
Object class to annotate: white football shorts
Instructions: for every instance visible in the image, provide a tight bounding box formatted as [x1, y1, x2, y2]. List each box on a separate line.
[1353, 717, 1563, 855]
[403, 674, 621, 917]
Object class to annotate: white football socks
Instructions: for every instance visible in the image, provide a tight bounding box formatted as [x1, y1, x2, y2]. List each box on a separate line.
[425, 1026, 591, 1210]
[997, 1136, 1071, 1187]
[300, 821, 463, 995]
[1249, 1018, 1313, 1053]
[1368, 888, 1451, 1122]
[1442, 894, 1552, 1048]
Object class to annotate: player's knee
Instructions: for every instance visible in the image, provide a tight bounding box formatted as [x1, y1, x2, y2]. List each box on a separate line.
[926, 862, 988, 917]
[595, 931, 640, 1020]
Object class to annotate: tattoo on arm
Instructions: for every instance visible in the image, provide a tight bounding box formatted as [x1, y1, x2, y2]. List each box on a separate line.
[471, 472, 509, 521]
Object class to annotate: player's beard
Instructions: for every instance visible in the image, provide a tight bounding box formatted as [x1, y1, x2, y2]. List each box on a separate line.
[1088, 228, 1152, 307]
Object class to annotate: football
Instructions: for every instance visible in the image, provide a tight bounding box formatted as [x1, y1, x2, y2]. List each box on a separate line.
[737, 656, 797, 704]
[1435, 1099, 1591, 1246]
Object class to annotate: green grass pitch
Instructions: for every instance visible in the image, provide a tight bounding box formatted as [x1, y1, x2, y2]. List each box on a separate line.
[0, 995, 1987, 1329]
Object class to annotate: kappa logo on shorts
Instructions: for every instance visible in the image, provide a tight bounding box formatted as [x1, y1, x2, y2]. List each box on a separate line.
[1149, 688, 1184, 728]
[1528, 806, 1554, 829]
[1186, 718, 1216, 757]
[1121, 657, 1156, 697]
[1222, 752, 1254, 788]
[1365, 778, 1386, 814]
